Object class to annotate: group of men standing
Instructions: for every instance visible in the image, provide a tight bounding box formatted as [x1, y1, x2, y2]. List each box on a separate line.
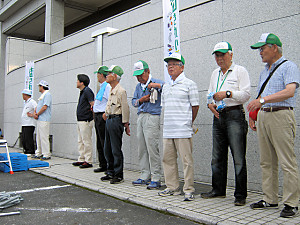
[21, 80, 52, 160]
[21, 32, 299, 218]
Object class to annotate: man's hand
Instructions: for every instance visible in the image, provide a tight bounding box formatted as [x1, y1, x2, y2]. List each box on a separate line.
[139, 94, 150, 104]
[147, 83, 161, 89]
[27, 112, 33, 117]
[124, 123, 130, 136]
[102, 113, 107, 121]
[33, 112, 39, 120]
[213, 91, 226, 101]
[208, 103, 219, 119]
[247, 99, 261, 112]
[249, 116, 257, 131]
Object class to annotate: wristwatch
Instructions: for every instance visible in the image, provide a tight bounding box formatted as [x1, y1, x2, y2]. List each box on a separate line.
[226, 91, 231, 98]
[259, 98, 265, 105]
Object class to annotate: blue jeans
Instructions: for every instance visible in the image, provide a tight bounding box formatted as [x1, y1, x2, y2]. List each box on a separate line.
[211, 107, 248, 199]
[104, 117, 124, 178]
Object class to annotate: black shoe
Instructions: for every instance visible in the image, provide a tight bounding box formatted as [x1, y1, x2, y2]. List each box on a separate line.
[72, 161, 84, 166]
[110, 177, 124, 184]
[94, 167, 107, 173]
[234, 198, 246, 206]
[250, 200, 278, 209]
[101, 174, 113, 182]
[280, 204, 298, 218]
[41, 157, 51, 160]
[79, 162, 93, 168]
[201, 190, 226, 199]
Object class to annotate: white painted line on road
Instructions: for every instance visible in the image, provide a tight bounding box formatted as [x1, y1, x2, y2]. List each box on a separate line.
[17, 207, 118, 213]
[14, 185, 72, 194]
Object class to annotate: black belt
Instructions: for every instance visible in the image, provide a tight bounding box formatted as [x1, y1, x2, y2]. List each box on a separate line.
[107, 114, 122, 119]
[94, 112, 105, 114]
[261, 107, 293, 112]
[218, 105, 243, 113]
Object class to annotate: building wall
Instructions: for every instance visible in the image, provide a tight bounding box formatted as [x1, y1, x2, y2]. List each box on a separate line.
[4, 0, 300, 191]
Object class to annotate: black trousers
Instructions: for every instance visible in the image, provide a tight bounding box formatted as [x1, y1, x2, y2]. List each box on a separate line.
[104, 117, 124, 178]
[94, 112, 107, 168]
[22, 126, 35, 154]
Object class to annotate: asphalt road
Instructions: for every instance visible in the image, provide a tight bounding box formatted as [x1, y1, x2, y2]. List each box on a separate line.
[0, 171, 201, 225]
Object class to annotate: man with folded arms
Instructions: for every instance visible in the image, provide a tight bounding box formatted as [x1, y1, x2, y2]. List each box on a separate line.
[100, 65, 130, 184]
[131, 60, 164, 189]
[201, 42, 250, 206]
[247, 33, 300, 218]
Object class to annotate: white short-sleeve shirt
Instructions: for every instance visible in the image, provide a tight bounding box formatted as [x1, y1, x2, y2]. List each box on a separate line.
[162, 72, 199, 138]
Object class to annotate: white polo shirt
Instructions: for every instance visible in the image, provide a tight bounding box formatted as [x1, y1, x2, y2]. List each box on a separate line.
[162, 72, 199, 138]
[21, 98, 37, 126]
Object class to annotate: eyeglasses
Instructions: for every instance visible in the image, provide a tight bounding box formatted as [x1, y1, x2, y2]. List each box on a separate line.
[259, 44, 273, 52]
[166, 63, 181, 68]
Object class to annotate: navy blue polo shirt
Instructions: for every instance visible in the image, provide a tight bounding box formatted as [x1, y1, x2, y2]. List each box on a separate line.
[77, 86, 94, 121]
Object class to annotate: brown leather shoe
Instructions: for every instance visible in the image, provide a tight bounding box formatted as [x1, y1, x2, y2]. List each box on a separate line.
[79, 162, 93, 168]
[72, 161, 84, 166]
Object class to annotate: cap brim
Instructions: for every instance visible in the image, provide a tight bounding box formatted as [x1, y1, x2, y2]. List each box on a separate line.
[164, 57, 180, 63]
[133, 69, 144, 76]
[22, 91, 32, 95]
[212, 49, 229, 55]
[250, 42, 266, 49]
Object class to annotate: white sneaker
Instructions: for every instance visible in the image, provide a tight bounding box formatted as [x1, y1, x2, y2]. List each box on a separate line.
[183, 192, 195, 201]
[158, 188, 181, 196]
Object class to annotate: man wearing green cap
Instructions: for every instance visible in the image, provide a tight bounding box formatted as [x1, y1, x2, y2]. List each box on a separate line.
[158, 53, 199, 201]
[201, 42, 250, 206]
[131, 60, 164, 189]
[100, 65, 130, 184]
[93, 66, 111, 173]
[247, 33, 300, 218]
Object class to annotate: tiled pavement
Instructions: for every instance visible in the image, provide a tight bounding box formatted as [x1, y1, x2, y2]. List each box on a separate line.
[2, 148, 300, 224]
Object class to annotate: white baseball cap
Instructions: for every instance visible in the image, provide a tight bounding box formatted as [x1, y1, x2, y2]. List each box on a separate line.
[38, 80, 49, 88]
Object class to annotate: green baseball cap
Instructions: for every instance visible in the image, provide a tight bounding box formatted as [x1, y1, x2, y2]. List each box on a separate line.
[251, 33, 282, 49]
[94, 66, 108, 75]
[133, 60, 149, 76]
[212, 42, 232, 54]
[105, 65, 124, 76]
[164, 53, 185, 65]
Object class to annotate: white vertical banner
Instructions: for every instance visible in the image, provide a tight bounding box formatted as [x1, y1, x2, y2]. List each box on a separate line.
[163, 0, 180, 83]
[25, 61, 34, 96]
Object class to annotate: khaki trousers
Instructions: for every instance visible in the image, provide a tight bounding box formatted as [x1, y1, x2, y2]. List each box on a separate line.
[162, 138, 195, 193]
[137, 113, 161, 182]
[35, 121, 50, 158]
[77, 121, 94, 164]
[257, 109, 299, 207]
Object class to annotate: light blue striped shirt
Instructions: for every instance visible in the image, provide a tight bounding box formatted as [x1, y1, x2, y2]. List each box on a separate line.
[258, 56, 300, 108]
[162, 72, 199, 138]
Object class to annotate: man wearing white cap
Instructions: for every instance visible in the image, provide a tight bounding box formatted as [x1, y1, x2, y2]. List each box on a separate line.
[21, 89, 37, 155]
[247, 33, 300, 218]
[100, 65, 130, 184]
[201, 42, 250, 206]
[33, 80, 52, 160]
[131, 60, 164, 189]
[158, 53, 199, 201]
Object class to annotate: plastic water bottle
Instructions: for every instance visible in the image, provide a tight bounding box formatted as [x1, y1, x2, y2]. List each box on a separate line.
[207, 92, 215, 104]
